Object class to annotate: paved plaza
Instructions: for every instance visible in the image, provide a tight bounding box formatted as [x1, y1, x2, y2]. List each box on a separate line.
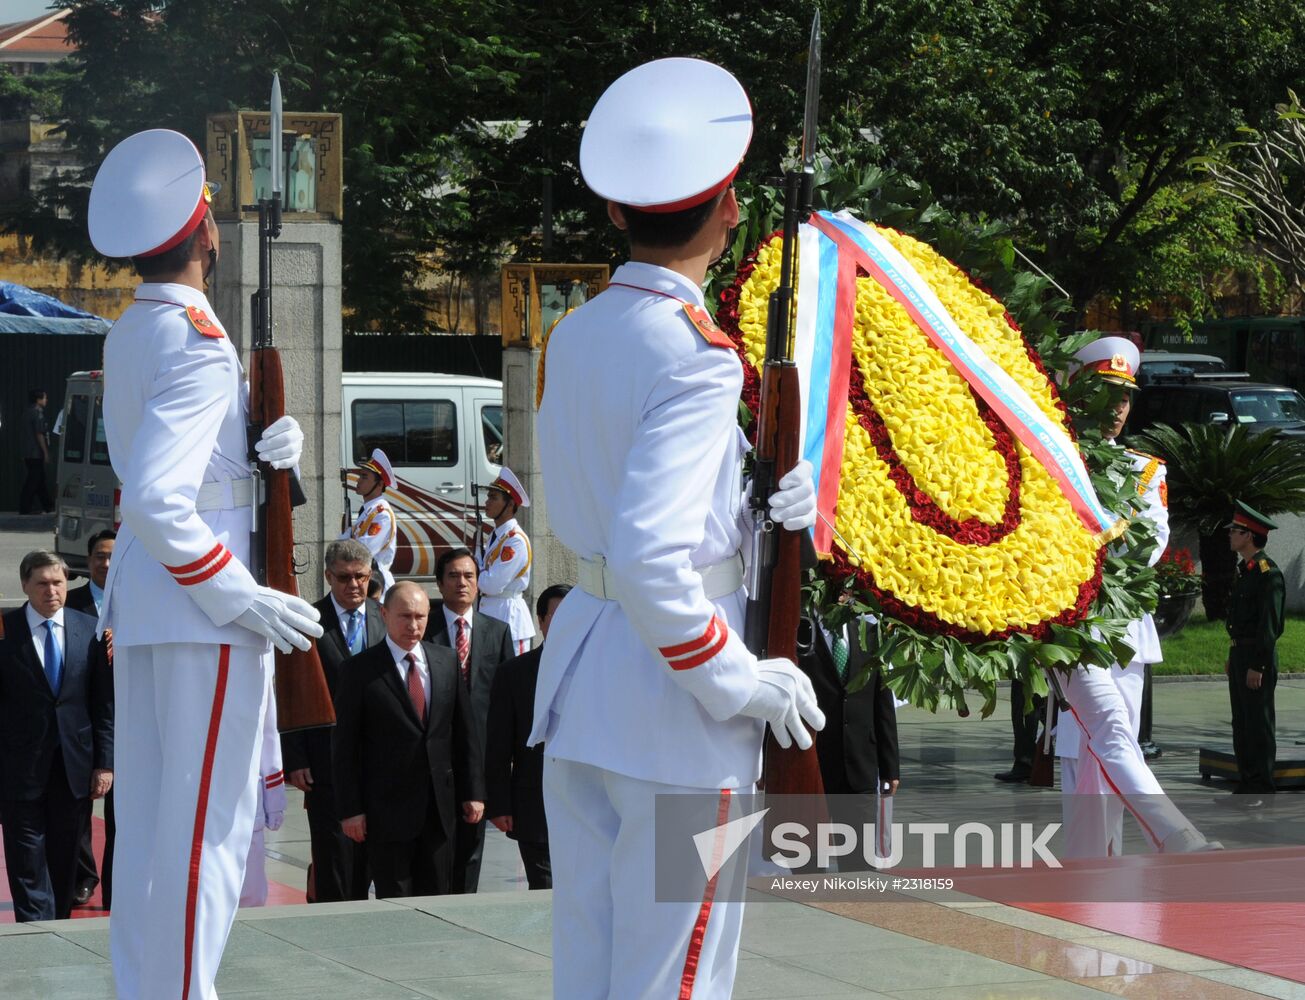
[3, 672, 1305, 998]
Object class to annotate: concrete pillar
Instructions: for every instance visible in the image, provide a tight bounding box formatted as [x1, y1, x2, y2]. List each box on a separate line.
[212, 220, 343, 596]
[502, 345, 576, 617]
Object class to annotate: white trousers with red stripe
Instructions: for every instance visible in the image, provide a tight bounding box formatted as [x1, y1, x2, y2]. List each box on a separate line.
[1058, 663, 1194, 857]
[110, 642, 268, 1000]
[544, 757, 747, 999]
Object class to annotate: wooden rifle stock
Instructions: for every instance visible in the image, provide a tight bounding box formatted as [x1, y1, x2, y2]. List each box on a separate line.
[756, 362, 826, 801]
[250, 324, 335, 734]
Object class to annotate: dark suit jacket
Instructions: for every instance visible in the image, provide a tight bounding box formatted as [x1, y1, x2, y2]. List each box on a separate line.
[799, 619, 899, 795]
[485, 646, 546, 843]
[64, 584, 99, 617]
[423, 602, 514, 748]
[0, 606, 112, 802]
[332, 639, 482, 843]
[282, 595, 385, 781]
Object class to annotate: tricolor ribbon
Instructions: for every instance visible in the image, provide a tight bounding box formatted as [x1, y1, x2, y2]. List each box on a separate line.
[794, 210, 1121, 551]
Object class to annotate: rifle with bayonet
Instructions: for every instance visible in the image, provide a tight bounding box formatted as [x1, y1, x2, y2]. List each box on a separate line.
[745, 11, 826, 801]
[248, 74, 336, 734]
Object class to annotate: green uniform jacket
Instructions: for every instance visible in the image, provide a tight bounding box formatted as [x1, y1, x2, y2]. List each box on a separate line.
[1226, 551, 1286, 672]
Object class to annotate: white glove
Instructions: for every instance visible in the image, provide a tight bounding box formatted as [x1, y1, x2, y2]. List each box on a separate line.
[263, 780, 287, 832]
[255, 415, 304, 470]
[235, 586, 323, 653]
[737, 658, 825, 750]
[769, 459, 816, 531]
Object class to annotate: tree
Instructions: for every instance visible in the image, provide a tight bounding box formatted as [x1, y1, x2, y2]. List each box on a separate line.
[1, 0, 528, 331]
[1200, 90, 1305, 297]
[1130, 423, 1305, 618]
[840, 0, 1305, 320]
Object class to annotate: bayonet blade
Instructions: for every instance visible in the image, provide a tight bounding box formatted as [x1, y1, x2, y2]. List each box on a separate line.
[270, 74, 283, 196]
[801, 10, 821, 172]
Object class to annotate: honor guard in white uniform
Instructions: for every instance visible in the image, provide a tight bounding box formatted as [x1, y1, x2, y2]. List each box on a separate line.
[88, 129, 323, 1000]
[477, 467, 535, 653]
[1055, 337, 1215, 856]
[343, 449, 397, 594]
[532, 59, 824, 999]
[240, 670, 286, 907]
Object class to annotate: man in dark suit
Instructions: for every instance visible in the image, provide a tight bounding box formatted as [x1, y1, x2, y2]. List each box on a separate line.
[334, 580, 483, 897]
[423, 547, 514, 893]
[65, 528, 115, 907]
[0, 551, 113, 920]
[284, 539, 384, 902]
[798, 611, 899, 869]
[487, 584, 570, 890]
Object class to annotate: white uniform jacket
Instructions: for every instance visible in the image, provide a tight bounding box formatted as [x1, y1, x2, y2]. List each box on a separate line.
[478, 518, 536, 643]
[530, 262, 763, 790]
[1058, 446, 1169, 759]
[101, 283, 262, 648]
[342, 495, 396, 592]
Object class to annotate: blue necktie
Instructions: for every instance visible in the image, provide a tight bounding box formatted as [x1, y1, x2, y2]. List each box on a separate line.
[345, 610, 364, 654]
[43, 619, 63, 695]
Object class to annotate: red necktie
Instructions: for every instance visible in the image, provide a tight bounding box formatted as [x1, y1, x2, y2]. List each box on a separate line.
[405, 653, 426, 725]
[456, 617, 470, 688]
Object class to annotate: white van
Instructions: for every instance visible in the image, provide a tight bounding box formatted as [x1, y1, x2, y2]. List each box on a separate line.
[54, 370, 118, 576]
[340, 372, 503, 580]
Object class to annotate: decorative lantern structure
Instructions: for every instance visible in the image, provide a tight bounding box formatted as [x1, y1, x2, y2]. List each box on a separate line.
[205, 110, 343, 222]
[500, 263, 609, 348]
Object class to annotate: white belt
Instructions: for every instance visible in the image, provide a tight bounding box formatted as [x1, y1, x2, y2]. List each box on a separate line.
[195, 478, 255, 512]
[576, 551, 744, 602]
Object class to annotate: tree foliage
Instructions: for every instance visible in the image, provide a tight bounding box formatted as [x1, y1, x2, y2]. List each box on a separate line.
[5, 0, 1305, 329]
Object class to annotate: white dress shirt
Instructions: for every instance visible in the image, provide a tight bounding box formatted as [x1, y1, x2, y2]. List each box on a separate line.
[88, 580, 105, 615]
[385, 635, 429, 712]
[331, 595, 368, 652]
[26, 603, 65, 668]
[441, 605, 473, 648]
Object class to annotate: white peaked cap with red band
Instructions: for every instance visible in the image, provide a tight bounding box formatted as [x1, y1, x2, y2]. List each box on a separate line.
[580, 57, 752, 213]
[1069, 335, 1141, 387]
[88, 129, 214, 259]
[489, 466, 530, 508]
[360, 448, 394, 490]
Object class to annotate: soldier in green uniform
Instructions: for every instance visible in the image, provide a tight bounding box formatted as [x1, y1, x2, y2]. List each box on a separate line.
[1225, 500, 1286, 803]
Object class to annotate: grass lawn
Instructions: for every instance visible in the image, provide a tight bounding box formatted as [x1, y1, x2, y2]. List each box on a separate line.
[1155, 613, 1305, 676]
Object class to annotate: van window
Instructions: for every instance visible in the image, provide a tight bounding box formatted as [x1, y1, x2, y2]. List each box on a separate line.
[352, 399, 458, 466]
[62, 394, 89, 462]
[481, 404, 503, 465]
[90, 397, 111, 465]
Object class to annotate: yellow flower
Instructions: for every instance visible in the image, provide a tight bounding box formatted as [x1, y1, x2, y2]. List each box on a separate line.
[734, 224, 1098, 637]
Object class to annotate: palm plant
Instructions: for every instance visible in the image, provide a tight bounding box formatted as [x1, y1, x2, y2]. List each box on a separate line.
[1130, 423, 1305, 618]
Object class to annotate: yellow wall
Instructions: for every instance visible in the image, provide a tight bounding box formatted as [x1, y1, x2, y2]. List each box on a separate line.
[0, 233, 137, 319]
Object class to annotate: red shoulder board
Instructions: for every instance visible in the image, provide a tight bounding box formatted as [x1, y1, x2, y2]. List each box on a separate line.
[186, 306, 223, 339]
[682, 303, 733, 349]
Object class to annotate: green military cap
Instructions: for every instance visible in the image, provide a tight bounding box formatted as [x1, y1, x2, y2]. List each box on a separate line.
[1227, 500, 1278, 533]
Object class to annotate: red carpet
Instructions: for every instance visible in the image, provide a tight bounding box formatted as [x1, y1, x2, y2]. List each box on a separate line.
[951, 845, 1305, 984]
[0, 814, 303, 922]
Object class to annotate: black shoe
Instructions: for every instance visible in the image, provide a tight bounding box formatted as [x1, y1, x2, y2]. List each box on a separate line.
[993, 769, 1031, 783]
[73, 883, 95, 906]
[1140, 742, 1162, 760]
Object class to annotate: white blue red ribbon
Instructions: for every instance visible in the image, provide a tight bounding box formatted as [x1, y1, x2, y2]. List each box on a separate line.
[796, 210, 1119, 544]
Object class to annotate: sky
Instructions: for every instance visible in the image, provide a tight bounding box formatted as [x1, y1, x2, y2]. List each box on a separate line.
[2, 1, 62, 25]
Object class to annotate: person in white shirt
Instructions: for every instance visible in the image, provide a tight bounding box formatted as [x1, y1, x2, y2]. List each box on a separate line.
[476, 467, 535, 653]
[342, 448, 398, 594]
[532, 58, 822, 998]
[1056, 336, 1216, 856]
[88, 128, 322, 1000]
